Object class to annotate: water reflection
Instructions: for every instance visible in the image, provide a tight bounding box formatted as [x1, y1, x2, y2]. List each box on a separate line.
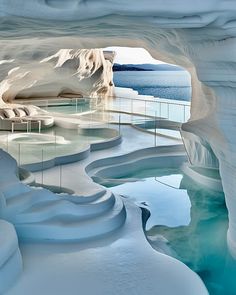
[105, 169, 236, 295]
[108, 170, 191, 229]
[147, 176, 230, 295]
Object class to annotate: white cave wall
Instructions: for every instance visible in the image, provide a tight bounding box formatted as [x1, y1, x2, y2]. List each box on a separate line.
[0, 48, 114, 104]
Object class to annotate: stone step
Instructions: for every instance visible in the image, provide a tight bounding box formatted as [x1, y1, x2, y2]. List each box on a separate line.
[15, 195, 126, 241]
[86, 145, 185, 177]
[10, 190, 115, 223]
[4, 188, 59, 216]
[59, 188, 106, 204]
[92, 154, 186, 180]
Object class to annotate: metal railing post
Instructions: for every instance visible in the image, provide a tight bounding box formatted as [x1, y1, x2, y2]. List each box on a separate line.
[59, 165, 62, 190]
[7, 132, 9, 152]
[41, 149, 44, 185]
[183, 105, 186, 122]
[119, 114, 121, 134]
[155, 111, 157, 147]
[18, 144, 21, 166]
[54, 130, 57, 156]
[145, 100, 147, 117]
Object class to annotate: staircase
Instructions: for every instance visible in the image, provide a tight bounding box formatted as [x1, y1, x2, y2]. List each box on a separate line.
[0, 150, 126, 242]
[2, 183, 126, 242]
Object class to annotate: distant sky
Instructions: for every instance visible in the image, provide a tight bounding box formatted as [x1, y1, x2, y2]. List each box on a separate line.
[105, 47, 166, 65]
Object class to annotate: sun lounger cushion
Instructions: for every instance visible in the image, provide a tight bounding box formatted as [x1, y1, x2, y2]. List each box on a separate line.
[13, 108, 26, 117]
[0, 110, 5, 119]
[23, 106, 37, 116]
[2, 109, 15, 119]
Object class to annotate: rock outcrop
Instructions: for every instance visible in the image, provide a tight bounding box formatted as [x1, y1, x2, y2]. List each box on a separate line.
[0, 49, 114, 103]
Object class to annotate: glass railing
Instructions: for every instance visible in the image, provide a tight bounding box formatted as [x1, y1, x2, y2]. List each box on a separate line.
[0, 130, 90, 168]
[19, 97, 92, 115]
[0, 94, 189, 170]
[99, 94, 191, 123]
[17, 94, 191, 123]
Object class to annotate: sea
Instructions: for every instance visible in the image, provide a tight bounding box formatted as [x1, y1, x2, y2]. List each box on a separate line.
[113, 63, 192, 102]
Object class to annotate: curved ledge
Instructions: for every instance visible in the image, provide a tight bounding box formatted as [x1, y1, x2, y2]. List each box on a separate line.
[4, 133, 70, 145]
[86, 144, 186, 177]
[181, 162, 223, 192]
[21, 145, 91, 172]
[18, 167, 35, 185]
[132, 119, 182, 140]
[18, 168, 75, 194]
[21, 129, 122, 172]
[92, 153, 186, 180]
[33, 183, 75, 195]
[90, 134, 122, 151]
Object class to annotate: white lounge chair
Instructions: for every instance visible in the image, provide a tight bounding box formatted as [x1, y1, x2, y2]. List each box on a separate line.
[13, 106, 54, 131]
[0, 106, 54, 132]
[0, 109, 29, 132]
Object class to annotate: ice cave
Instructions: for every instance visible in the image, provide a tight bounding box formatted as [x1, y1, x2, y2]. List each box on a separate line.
[0, 1, 236, 294]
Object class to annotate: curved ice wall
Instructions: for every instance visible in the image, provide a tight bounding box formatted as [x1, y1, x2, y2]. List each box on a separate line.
[1, 0, 236, 255]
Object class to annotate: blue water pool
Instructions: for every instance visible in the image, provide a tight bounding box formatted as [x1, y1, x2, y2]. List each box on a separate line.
[102, 167, 235, 295]
[2, 125, 117, 166]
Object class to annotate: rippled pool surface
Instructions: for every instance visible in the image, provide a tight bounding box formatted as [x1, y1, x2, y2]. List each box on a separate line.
[103, 167, 235, 295]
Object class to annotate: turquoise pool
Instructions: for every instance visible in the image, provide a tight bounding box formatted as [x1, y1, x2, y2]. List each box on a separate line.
[1, 125, 117, 166]
[42, 102, 90, 114]
[102, 167, 234, 295]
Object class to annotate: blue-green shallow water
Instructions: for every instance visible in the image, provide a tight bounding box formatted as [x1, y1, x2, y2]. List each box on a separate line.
[102, 168, 236, 295]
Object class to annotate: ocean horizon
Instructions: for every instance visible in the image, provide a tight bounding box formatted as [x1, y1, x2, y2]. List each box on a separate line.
[113, 64, 192, 101]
